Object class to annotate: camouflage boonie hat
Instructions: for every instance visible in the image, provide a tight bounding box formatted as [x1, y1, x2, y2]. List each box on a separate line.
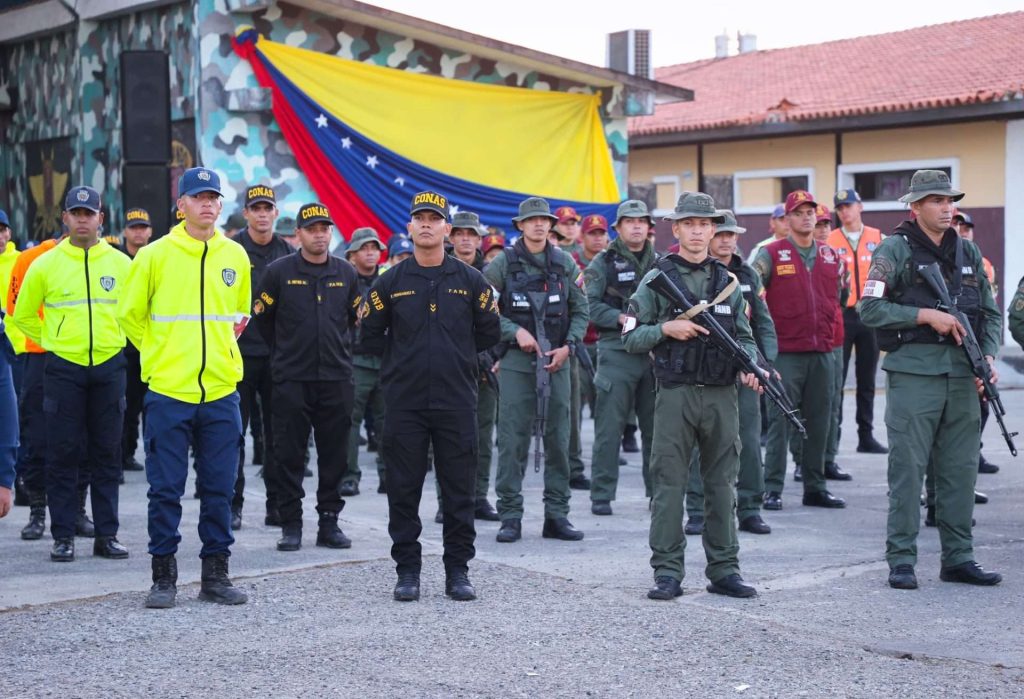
[451, 211, 486, 236]
[714, 209, 746, 235]
[663, 192, 725, 222]
[346, 227, 385, 256]
[511, 197, 558, 228]
[614, 199, 654, 227]
[898, 170, 964, 204]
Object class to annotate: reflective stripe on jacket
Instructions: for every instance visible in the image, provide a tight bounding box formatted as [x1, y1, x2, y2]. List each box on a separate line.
[13, 238, 129, 366]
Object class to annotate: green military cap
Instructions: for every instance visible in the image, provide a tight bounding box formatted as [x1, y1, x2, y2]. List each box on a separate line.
[614, 199, 654, 227]
[451, 211, 486, 236]
[714, 209, 746, 234]
[275, 216, 296, 237]
[511, 196, 558, 228]
[663, 191, 725, 223]
[898, 169, 964, 204]
[346, 226, 385, 256]
[225, 212, 246, 230]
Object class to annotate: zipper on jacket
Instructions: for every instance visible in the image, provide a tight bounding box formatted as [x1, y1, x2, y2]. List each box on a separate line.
[198, 242, 208, 403]
[85, 247, 94, 367]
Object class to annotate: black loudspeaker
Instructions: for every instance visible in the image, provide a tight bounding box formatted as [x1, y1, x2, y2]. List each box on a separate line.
[123, 164, 171, 238]
[121, 51, 171, 164]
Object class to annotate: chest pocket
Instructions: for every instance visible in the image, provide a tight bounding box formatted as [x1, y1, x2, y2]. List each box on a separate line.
[440, 284, 473, 336]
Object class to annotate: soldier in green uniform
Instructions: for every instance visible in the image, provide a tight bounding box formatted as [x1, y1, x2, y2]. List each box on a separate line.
[1010, 276, 1024, 348]
[485, 197, 589, 543]
[340, 227, 387, 496]
[584, 200, 658, 516]
[859, 170, 1002, 590]
[684, 210, 776, 536]
[624, 192, 761, 600]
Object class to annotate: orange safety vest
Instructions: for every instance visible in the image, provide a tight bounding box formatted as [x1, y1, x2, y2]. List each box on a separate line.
[7, 239, 58, 353]
[826, 226, 882, 308]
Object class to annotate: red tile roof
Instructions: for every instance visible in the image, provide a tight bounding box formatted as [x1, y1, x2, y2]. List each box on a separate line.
[630, 12, 1024, 136]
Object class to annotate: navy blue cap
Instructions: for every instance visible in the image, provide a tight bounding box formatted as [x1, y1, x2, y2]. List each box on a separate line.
[64, 186, 102, 213]
[833, 188, 861, 206]
[178, 167, 223, 197]
[953, 211, 973, 227]
[771, 204, 785, 219]
[388, 235, 414, 257]
[0, 209, 9, 227]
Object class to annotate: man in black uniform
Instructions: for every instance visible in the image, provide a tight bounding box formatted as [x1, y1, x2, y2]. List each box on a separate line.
[251, 202, 359, 552]
[361, 191, 501, 602]
[118, 208, 153, 476]
[233, 185, 293, 529]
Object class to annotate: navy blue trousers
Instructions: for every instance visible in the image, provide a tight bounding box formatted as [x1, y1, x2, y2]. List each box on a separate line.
[43, 353, 125, 540]
[144, 391, 241, 558]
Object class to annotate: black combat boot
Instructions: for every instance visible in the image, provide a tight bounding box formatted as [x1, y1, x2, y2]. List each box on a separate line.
[277, 525, 302, 551]
[20, 491, 46, 540]
[445, 569, 477, 601]
[51, 538, 75, 562]
[393, 571, 420, 601]
[198, 554, 248, 605]
[316, 511, 352, 549]
[145, 554, 178, 609]
[75, 489, 95, 538]
[14, 474, 29, 506]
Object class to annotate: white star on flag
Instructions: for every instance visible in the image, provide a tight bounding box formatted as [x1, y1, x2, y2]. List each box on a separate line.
[450, 204, 460, 215]
[315, 113, 328, 129]
[366, 155, 378, 169]
[340, 136, 352, 149]
[394, 176, 405, 187]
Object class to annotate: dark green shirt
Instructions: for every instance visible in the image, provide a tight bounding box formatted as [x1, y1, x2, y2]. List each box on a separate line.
[858, 233, 1001, 377]
[583, 238, 656, 351]
[1010, 275, 1024, 350]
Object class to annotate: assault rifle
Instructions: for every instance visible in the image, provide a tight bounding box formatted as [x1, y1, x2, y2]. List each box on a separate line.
[919, 262, 1017, 456]
[528, 291, 552, 473]
[646, 271, 807, 438]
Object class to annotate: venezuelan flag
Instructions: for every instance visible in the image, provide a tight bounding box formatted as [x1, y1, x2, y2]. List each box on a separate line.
[232, 29, 620, 238]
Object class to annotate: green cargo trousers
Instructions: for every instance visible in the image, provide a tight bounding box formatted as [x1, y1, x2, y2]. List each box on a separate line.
[764, 352, 833, 496]
[590, 348, 655, 502]
[884, 371, 979, 568]
[568, 356, 586, 480]
[685, 380, 763, 520]
[343, 363, 384, 484]
[495, 364, 572, 520]
[649, 383, 741, 583]
[790, 346, 844, 468]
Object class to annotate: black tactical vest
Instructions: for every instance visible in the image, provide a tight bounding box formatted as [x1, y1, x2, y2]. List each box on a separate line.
[876, 234, 983, 351]
[651, 257, 739, 387]
[499, 242, 571, 346]
[730, 256, 768, 358]
[602, 246, 653, 310]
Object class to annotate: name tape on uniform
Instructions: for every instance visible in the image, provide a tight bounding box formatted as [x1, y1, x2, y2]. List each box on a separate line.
[862, 279, 886, 298]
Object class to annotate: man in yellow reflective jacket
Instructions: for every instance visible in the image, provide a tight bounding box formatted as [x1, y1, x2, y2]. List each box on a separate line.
[118, 167, 250, 609]
[14, 186, 131, 563]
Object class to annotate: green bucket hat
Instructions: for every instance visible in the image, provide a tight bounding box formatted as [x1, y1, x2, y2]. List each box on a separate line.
[346, 227, 385, 256]
[451, 211, 486, 236]
[614, 199, 654, 227]
[511, 196, 558, 228]
[898, 169, 964, 204]
[714, 209, 746, 235]
[663, 192, 725, 223]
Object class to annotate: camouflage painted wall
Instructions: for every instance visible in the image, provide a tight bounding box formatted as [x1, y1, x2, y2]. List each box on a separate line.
[197, 0, 628, 231]
[0, 2, 195, 242]
[0, 30, 79, 242]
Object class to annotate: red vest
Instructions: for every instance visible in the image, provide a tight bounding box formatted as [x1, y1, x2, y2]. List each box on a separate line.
[764, 238, 841, 353]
